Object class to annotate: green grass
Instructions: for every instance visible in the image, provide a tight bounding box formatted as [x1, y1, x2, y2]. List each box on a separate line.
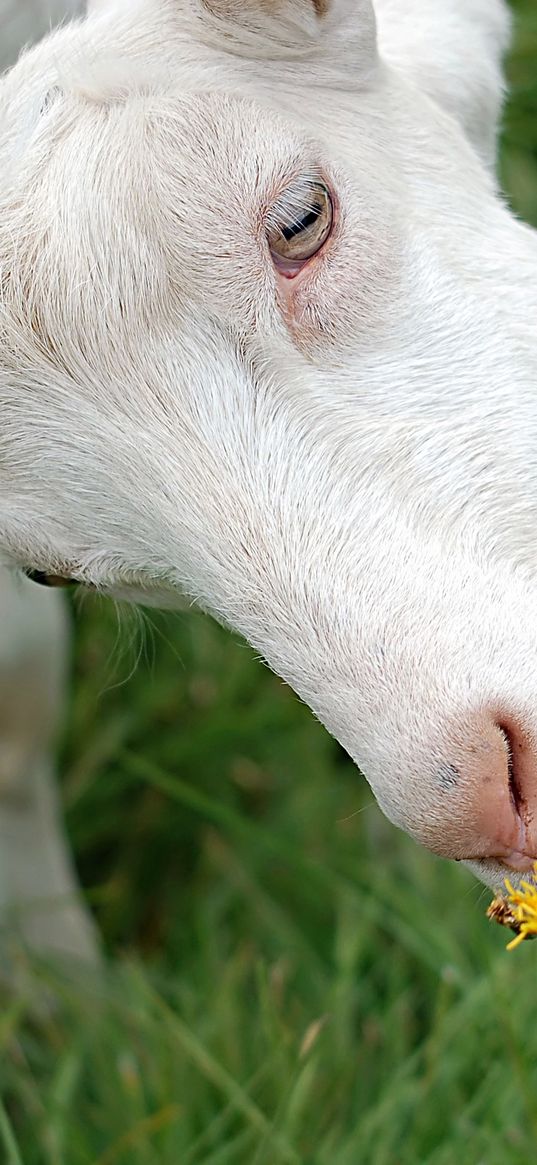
[502, 0, 537, 223]
[2, 5, 537, 1162]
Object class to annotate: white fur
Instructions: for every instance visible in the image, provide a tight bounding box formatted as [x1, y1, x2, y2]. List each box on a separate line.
[0, 0, 535, 954]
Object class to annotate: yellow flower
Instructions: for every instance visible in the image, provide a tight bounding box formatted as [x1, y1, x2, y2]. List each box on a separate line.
[487, 862, 537, 950]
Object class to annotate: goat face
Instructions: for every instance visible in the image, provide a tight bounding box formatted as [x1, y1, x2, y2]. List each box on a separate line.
[1, 0, 537, 887]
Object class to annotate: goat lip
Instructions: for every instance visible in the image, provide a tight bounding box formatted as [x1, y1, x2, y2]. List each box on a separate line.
[461, 849, 536, 873]
[498, 850, 537, 873]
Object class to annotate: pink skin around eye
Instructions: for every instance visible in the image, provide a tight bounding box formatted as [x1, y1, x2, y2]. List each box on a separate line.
[272, 255, 312, 279]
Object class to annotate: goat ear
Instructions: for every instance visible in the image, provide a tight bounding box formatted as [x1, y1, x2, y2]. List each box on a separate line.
[200, 0, 378, 67]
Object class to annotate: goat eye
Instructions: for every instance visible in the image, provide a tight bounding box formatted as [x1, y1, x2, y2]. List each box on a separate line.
[266, 180, 333, 273]
[24, 569, 77, 589]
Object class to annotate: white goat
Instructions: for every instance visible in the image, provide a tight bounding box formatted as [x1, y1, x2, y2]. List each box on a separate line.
[1, 0, 536, 961]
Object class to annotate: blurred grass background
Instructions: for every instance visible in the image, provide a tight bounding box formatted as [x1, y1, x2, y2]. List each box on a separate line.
[2, 2, 537, 1163]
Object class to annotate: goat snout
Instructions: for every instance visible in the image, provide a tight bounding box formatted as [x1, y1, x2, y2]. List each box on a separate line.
[426, 714, 537, 872]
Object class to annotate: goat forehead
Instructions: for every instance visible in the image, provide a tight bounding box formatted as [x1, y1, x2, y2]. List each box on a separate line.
[0, 90, 315, 308]
[1, 58, 331, 225]
[0, 89, 320, 397]
[0, 5, 384, 172]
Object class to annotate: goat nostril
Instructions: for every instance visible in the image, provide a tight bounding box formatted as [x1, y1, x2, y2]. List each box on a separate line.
[497, 722, 528, 822]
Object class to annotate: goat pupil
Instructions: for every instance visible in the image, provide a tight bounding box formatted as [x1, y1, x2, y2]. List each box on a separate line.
[282, 206, 321, 242]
